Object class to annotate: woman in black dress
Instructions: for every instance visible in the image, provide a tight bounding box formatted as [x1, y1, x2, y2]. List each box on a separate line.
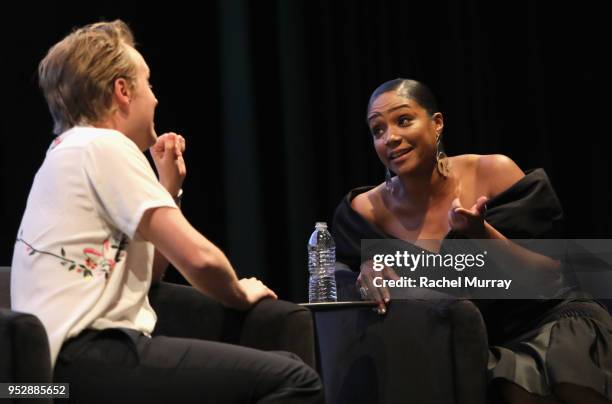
[332, 78, 611, 404]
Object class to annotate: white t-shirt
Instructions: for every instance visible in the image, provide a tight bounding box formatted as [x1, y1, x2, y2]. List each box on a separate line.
[11, 126, 177, 367]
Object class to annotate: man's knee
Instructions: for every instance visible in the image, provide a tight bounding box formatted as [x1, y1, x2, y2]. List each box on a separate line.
[276, 360, 324, 403]
[268, 350, 320, 389]
[274, 354, 318, 388]
[296, 362, 321, 388]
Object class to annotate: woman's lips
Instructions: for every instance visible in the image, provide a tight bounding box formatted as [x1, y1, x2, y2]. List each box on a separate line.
[388, 148, 412, 162]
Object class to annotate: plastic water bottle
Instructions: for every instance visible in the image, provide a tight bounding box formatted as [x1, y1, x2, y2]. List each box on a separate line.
[308, 222, 337, 303]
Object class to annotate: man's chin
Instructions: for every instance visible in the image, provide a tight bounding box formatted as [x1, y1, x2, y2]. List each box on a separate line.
[147, 129, 158, 146]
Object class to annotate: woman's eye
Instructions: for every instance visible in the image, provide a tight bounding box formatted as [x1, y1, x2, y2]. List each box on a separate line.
[398, 116, 412, 126]
[371, 126, 384, 138]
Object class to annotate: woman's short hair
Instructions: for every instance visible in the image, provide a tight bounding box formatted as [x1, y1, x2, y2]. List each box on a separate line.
[38, 20, 137, 135]
[368, 78, 439, 117]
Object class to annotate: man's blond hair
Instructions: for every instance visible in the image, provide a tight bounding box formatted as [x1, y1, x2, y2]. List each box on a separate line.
[38, 20, 137, 135]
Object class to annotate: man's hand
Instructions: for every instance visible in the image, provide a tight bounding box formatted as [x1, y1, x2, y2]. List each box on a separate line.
[150, 132, 186, 197]
[233, 277, 278, 310]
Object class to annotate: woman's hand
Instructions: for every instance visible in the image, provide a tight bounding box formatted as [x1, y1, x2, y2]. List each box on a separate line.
[448, 196, 488, 238]
[150, 132, 186, 198]
[356, 260, 399, 315]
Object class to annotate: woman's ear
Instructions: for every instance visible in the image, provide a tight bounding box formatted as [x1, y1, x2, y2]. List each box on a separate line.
[432, 112, 444, 135]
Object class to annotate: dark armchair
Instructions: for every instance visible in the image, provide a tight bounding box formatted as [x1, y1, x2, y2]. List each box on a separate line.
[310, 264, 490, 404]
[1, 266, 317, 393]
[147, 279, 316, 367]
[0, 266, 53, 390]
[327, 264, 612, 404]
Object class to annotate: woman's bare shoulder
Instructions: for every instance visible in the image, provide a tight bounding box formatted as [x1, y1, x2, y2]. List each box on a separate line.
[476, 154, 525, 197]
[448, 154, 480, 169]
[351, 183, 385, 222]
[451, 154, 525, 198]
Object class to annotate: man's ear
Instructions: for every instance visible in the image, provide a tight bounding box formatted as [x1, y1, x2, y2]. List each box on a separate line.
[113, 78, 132, 111]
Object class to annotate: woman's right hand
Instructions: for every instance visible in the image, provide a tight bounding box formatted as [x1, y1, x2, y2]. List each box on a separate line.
[235, 277, 278, 310]
[356, 260, 400, 315]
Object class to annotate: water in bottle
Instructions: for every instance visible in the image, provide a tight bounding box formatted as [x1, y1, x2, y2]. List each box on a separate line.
[308, 222, 337, 302]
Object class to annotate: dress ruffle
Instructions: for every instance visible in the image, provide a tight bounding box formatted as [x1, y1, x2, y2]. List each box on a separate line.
[489, 300, 612, 398]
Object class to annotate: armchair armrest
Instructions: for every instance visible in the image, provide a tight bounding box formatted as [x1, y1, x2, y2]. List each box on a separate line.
[0, 309, 53, 385]
[447, 300, 489, 404]
[240, 298, 316, 368]
[149, 281, 242, 342]
[311, 298, 488, 404]
[148, 281, 316, 368]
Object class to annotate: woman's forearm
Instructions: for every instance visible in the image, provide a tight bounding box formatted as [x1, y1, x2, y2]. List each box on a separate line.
[470, 221, 563, 289]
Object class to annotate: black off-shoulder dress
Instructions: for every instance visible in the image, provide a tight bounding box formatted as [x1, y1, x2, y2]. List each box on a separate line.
[332, 169, 612, 398]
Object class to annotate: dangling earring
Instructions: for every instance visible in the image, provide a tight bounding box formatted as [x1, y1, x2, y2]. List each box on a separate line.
[436, 133, 450, 178]
[385, 167, 393, 192]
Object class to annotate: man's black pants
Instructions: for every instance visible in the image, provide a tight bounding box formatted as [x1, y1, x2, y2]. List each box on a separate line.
[54, 283, 324, 403]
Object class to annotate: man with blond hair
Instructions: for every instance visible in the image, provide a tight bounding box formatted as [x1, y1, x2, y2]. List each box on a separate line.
[11, 20, 323, 403]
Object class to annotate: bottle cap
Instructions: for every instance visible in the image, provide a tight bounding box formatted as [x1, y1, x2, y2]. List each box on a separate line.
[315, 222, 327, 229]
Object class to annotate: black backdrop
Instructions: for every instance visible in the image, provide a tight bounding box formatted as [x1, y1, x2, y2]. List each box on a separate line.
[1, 1, 609, 302]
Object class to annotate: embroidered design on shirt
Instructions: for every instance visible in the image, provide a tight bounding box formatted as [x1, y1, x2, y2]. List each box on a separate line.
[16, 230, 128, 279]
[48, 135, 63, 151]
